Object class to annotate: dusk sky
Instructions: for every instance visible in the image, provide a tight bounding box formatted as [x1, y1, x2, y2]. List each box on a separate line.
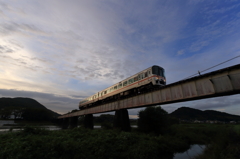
[0, 0, 240, 118]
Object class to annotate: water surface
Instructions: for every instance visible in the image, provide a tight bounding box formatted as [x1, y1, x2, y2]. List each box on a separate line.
[174, 144, 206, 159]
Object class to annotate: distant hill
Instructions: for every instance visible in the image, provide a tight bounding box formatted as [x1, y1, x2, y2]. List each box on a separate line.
[0, 97, 60, 120]
[170, 107, 240, 122]
[0, 97, 48, 109]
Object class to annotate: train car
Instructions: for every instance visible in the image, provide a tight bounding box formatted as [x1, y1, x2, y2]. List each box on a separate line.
[79, 65, 166, 109]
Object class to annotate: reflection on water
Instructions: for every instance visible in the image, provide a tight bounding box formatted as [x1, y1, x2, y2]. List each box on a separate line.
[0, 120, 15, 126]
[0, 126, 62, 132]
[94, 125, 137, 129]
[0, 120, 62, 133]
[174, 145, 206, 159]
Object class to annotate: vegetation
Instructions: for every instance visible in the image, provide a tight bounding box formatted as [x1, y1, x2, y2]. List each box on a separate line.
[137, 106, 169, 134]
[0, 124, 239, 159]
[1, 105, 240, 158]
[195, 127, 240, 159]
[94, 114, 115, 124]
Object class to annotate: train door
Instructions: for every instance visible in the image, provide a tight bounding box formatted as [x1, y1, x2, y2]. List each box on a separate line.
[138, 73, 144, 86]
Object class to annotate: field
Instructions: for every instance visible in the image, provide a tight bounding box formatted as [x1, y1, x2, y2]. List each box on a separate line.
[0, 124, 239, 159]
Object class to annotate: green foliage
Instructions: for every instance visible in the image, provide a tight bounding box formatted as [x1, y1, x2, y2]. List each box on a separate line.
[94, 114, 115, 124]
[137, 106, 169, 134]
[22, 126, 49, 135]
[195, 128, 240, 159]
[101, 122, 113, 129]
[0, 127, 188, 159]
[0, 107, 12, 119]
[0, 124, 239, 159]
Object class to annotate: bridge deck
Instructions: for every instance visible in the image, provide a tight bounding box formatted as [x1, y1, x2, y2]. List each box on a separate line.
[59, 64, 240, 119]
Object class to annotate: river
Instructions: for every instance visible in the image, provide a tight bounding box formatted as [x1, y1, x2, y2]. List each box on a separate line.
[174, 145, 206, 159]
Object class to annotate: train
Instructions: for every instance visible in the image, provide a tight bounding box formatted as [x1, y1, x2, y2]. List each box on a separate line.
[79, 65, 166, 110]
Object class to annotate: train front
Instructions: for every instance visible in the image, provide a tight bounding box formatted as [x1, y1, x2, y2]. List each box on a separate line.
[152, 65, 166, 85]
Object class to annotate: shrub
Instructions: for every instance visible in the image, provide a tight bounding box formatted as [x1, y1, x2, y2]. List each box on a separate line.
[137, 106, 169, 134]
[101, 122, 113, 129]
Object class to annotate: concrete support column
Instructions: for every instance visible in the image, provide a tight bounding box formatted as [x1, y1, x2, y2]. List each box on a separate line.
[113, 109, 131, 132]
[84, 114, 93, 129]
[69, 116, 78, 129]
[62, 118, 69, 129]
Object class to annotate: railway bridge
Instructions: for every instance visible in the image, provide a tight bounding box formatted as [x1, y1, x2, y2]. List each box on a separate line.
[58, 64, 240, 131]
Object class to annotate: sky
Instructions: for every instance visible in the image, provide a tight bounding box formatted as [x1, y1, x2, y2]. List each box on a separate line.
[0, 0, 240, 118]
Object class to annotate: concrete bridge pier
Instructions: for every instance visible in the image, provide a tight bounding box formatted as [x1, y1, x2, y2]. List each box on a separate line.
[69, 116, 78, 129]
[113, 109, 131, 132]
[61, 118, 69, 129]
[84, 114, 93, 129]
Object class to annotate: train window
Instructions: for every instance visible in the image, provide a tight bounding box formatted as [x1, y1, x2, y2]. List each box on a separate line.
[118, 83, 122, 88]
[149, 70, 151, 75]
[128, 78, 134, 84]
[138, 74, 141, 80]
[123, 81, 128, 86]
[145, 72, 148, 77]
[162, 69, 166, 78]
[114, 86, 117, 90]
[134, 76, 138, 81]
[152, 66, 165, 77]
[128, 79, 131, 84]
[104, 91, 107, 94]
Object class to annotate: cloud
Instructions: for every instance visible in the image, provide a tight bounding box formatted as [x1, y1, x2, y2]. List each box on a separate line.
[0, 0, 240, 115]
[190, 95, 240, 110]
[187, 2, 240, 53]
[207, 2, 240, 14]
[177, 50, 185, 55]
[0, 89, 84, 114]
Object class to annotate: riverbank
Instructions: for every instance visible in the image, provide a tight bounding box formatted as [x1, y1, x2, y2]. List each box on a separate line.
[0, 120, 61, 133]
[1, 124, 239, 159]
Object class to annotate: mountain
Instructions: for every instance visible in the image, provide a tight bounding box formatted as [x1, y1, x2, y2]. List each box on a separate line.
[170, 107, 240, 122]
[0, 97, 60, 120]
[0, 97, 47, 109]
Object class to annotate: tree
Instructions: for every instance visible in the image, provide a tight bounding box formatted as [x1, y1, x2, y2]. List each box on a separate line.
[22, 108, 52, 121]
[0, 108, 12, 119]
[11, 107, 24, 119]
[137, 106, 168, 134]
